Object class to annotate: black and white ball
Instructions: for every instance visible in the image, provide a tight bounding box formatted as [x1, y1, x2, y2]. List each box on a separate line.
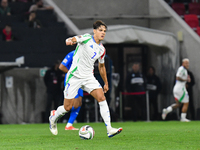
[79, 125, 95, 140]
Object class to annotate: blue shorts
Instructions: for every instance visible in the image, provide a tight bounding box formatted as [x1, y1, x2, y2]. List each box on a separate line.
[75, 88, 83, 99]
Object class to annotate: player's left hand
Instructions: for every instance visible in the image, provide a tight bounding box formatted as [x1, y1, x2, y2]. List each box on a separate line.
[103, 84, 109, 93]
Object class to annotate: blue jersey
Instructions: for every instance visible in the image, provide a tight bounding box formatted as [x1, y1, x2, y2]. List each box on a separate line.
[61, 50, 74, 71]
[61, 50, 74, 86]
[61, 50, 83, 98]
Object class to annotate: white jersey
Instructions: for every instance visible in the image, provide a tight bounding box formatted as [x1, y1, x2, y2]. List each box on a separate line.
[173, 66, 189, 103]
[68, 33, 106, 78]
[174, 66, 188, 88]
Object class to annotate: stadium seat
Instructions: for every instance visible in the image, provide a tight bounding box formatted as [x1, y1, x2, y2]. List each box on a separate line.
[9, 2, 33, 15]
[184, 14, 199, 29]
[188, 2, 200, 15]
[172, 3, 186, 16]
[196, 26, 200, 36]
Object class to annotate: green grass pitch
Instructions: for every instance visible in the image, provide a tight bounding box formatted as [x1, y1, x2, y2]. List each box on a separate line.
[0, 121, 200, 150]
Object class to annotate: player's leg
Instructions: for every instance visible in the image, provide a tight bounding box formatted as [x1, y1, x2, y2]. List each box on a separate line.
[49, 98, 73, 135]
[162, 88, 182, 120]
[180, 102, 189, 121]
[49, 75, 80, 135]
[162, 100, 181, 120]
[90, 88, 122, 138]
[180, 93, 190, 122]
[65, 95, 82, 130]
[90, 88, 111, 128]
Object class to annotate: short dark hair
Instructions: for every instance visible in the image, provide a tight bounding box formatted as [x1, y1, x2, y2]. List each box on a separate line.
[93, 20, 107, 29]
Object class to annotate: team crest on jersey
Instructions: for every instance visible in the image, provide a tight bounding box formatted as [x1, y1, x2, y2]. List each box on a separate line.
[63, 58, 67, 63]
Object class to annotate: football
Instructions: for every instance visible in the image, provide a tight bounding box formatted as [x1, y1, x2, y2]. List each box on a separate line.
[79, 125, 95, 140]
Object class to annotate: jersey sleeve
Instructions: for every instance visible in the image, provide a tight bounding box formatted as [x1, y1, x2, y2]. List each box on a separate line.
[176, 67, 185, 78]
[74, 33, 92, 43]
[61, 51, 74, 70]
[98, 45, 106, 64]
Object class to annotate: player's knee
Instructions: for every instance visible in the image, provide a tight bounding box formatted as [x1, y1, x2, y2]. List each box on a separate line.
[73, 101, 78, 108]
[64, 105, 72, 111]
[97, 95, 106, 102]
[64, 103, 73, 111]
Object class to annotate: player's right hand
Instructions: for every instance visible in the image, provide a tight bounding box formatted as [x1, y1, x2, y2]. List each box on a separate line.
[66, 38, 76, 46]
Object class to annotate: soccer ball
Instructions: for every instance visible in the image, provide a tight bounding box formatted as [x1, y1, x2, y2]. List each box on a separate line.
[79, 125, 95, 140]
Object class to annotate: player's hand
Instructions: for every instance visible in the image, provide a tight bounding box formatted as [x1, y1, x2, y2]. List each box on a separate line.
[66, 38, 76, 46]
[103, 83, 109, 93]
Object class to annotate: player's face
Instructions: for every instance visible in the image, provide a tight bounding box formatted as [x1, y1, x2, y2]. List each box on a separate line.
[183, 61, 189, 69]
[94, 25, 107, 41]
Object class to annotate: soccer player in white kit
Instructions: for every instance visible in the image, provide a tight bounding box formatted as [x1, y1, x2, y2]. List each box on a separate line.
[49, 20, 122, 137]
[162, 58, 191, 122]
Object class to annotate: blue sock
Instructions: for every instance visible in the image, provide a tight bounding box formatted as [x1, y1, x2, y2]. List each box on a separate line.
[68, 106, 81, 124]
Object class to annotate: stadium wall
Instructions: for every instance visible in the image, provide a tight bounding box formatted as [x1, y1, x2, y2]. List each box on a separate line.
[149, 0, 200, 119]
[1, 68, 47, 124]
[51, 0, 150, 29]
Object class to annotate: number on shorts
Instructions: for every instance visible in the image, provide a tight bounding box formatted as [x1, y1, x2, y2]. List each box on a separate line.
[66, 83, 70, 90]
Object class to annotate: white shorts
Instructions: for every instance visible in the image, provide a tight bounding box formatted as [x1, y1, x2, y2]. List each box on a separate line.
[173, 86, 189, 103]
[64, 74, 102, 99]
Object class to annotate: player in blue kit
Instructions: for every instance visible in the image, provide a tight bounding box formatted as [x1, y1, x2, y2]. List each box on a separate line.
[59, 50, 83, 130]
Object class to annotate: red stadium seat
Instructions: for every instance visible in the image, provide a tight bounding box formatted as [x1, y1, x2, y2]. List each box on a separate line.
[172, 3, 186, 16]
[184, 14, 199, 29]
[196, 26, 200, 36]
[188, 2, 200, 15]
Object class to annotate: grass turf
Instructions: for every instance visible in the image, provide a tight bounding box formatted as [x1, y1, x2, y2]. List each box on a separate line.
[0, 121, 200, 150]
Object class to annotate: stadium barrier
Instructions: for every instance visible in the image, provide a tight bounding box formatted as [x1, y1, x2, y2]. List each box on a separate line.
[119, 91, 150, 122]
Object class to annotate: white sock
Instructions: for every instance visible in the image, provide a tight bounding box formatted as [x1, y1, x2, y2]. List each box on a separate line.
[66, 123, 72, 127]
[52, 105, 68, 122]
[99, 100, 111, 131]
[181, 113, 186, 119]
[166, 106, 172, 114]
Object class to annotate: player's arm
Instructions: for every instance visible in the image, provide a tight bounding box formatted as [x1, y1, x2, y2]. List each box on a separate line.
[59, 64, 69, 73]
[98, 63, 109, 93]
[176, 76, 190, 82]
[66, 34, 91, 46]
[65, 37, 77, 46]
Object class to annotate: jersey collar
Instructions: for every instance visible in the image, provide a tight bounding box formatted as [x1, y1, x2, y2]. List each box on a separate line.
[92, 36, 100, 45]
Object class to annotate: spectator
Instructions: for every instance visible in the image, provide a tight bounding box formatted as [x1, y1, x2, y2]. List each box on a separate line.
[0, 0, 11, 16]
[180, 69, 195, 120]
[43, 60, 64, 123]
[146, 66, 162, 120]
[2, 24, 16, 42]
[28, 11, 42, 28]
[125, 62, 146, 121]
[29, 0, 53, 12]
